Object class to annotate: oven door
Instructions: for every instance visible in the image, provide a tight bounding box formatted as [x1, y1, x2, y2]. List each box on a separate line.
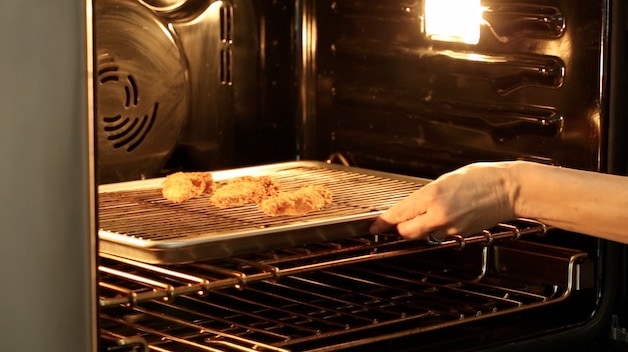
[0, 1, 98, 352]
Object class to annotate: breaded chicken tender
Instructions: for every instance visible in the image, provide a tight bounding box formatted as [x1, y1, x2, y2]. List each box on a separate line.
[162, 171, 214, 203]
[258, 184, 333, 216]
[210, 176, 280, 208]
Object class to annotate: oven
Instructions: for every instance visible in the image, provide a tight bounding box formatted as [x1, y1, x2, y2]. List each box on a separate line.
[1, 0, 627, 351]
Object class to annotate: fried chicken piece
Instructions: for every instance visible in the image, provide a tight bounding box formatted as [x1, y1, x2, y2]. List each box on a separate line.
[210, 176, 280, 208]
[162, 171, 214, 203]
[258, 184, 333, 216]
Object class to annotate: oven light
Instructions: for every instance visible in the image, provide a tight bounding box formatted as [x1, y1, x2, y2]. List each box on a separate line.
[423, 0, 483, 45]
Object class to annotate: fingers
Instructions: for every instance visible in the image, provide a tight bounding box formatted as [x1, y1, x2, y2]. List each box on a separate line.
[369, 191, 426, 235]
[395, 214, 436, 239]
[369, 182, 453, 239]
[369, 189, 435, 239]
[368, 216, 393, 235]
[370, 205, 442, 240]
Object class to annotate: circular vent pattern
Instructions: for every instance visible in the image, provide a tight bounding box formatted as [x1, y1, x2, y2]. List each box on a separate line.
[95, 0, 189, 183]
[98, 54, 157, 153]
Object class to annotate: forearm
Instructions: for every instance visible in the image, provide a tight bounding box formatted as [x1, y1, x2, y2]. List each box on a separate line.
[509, 161, 628, 244]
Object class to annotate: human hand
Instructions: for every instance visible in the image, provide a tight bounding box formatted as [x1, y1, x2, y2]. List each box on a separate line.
[369, 162, 517, 241]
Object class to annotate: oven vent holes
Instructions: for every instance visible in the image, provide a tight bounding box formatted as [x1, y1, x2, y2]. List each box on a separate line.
[220, 4, 233, 85]
[220, 4, 233, 44]
[97, 55, 158, 152]
[220, 48, 233, 85]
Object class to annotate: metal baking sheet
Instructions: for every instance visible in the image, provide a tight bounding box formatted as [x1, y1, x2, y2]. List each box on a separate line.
[98, 161, 428, 264]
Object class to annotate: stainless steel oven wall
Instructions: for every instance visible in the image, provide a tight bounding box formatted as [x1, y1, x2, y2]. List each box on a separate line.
[302, 0, 609, 178]
[171, 0, 299, 171]
[0, 1, 97, 351]
[94, 0, 299, 182]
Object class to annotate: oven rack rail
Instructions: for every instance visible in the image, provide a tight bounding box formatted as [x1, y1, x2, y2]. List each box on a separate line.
[99, 219, 549, 308]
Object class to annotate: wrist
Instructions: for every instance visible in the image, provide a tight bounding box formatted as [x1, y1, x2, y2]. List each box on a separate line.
[503, 161, 525, 220]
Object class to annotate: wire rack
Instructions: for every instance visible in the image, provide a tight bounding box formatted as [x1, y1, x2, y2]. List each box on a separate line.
[100, 220, 591, 352]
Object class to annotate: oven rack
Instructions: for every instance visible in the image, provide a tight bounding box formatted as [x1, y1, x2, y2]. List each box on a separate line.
[99, 219, 550, 308]
[99, 220, 592, 352]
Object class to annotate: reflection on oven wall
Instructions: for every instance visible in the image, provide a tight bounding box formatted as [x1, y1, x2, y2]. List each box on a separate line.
[306, 0, 606, 178]
[95, 0, 296, 184]
[93, 0, 623, 183]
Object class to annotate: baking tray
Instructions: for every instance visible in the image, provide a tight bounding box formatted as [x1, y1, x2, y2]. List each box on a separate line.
[98, 161, 428, 264]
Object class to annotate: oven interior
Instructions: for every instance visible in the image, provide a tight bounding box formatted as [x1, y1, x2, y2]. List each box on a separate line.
[97, 0, 627, 351]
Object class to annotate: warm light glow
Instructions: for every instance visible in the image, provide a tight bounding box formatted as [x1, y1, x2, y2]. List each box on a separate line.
[424, 0, 483, 44]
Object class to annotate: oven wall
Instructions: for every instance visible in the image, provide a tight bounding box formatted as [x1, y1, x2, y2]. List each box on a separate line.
[303, 0, 608, 178]
[0, 1, 97, 351]
[162, 0, 299, 174]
